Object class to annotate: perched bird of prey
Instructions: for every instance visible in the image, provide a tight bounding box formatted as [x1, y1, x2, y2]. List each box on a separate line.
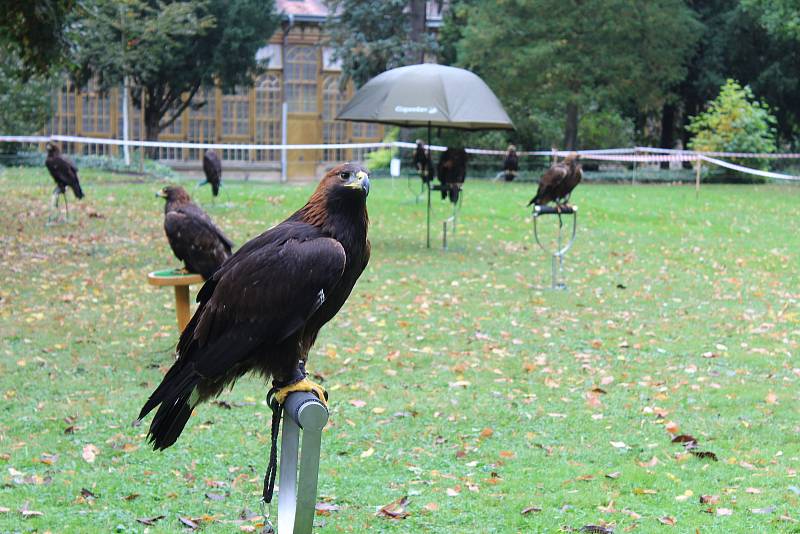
[413, 139, 433, 183]
[437, 147, 468, 204]
[156, 185, 233, 279]
[200, 149, 222, 197]
[502, 145, 519, 182]
[139, 163, 371, 451]
[528, 153, 583, 208]
[44, 142, 84, 221]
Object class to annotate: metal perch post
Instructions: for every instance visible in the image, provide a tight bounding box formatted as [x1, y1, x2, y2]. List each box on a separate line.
[276, 392, 329, 534]
[532, 205, 578, 290]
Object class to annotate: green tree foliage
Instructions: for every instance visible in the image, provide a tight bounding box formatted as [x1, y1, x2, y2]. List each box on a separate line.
[0, 45, 55, 139]
[679, 1, 800, 146]
[0, 0, 76, 76]
[455, 0, 701, 150]
[742, 0, 800, 40]
[70, 0, 279, 140]
[325, 0, 438, 88]
[687, 79, 776, 169]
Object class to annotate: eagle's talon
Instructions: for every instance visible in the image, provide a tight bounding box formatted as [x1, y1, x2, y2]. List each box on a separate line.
[274, 377, 328, 407]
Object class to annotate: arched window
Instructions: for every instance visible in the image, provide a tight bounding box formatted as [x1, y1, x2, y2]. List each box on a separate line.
[285, 45, 318, 113]
[322, 75, 347, 162]
[255, 73, 282, 161]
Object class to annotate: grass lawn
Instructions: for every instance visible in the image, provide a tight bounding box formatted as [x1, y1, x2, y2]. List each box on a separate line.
[0, 167, 799, 533]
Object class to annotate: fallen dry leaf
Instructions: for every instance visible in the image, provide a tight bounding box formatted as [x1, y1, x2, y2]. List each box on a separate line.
[671, 434, 698, 447]
[423, 502, 439, 512]
[376, 496, 410, 520]
[521, 505, 542, 515]
[699, 495, 720, 505]
[605, 472, 621, 479]
[716, 508, 733, 516]
[665, 421, 679, 434]
[638, 456, 659, 468]
[136, 515, 166, 526]
[82, 444, 99, 463]
[765, 392, 778, 404]
[658, 516, 676, 526]
[315, 502, 341, 516]
[751, 506, 775, 515]
[179, 516, 200, 529]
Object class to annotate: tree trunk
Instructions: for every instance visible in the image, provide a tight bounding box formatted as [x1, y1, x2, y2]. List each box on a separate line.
[659, 102, 675, 170]
[407, 0, 427, 64]
[563, 101, 579, 151]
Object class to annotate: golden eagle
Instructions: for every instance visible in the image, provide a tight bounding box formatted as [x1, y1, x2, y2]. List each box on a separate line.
[156, 186, 233, 279]
[503, 145, 519, 182]
[528, 153, 583, 207]
[201, 149, 222, 197]
[45, 142, 83, 220]
[413, 139, 433, 182]
[139, 163, 371, 450]
[437, 147, 468, 204]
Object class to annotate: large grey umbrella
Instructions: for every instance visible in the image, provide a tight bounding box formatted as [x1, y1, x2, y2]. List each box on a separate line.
[336, 63, 514, 247]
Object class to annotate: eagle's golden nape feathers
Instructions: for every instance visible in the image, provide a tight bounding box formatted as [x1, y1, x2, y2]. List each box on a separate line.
[300, 163, 371, 227]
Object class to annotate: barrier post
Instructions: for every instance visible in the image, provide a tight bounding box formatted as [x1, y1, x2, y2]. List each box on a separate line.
[695, 159, 702, 198]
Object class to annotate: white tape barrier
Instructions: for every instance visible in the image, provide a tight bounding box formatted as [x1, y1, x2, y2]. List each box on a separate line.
[636, 146, 800, 159]
[0, 134, 393, 151]
[2, 134, 797, 180]
[699, 155, 800, 181]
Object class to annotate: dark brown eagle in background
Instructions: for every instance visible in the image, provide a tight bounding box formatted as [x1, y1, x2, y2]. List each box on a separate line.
[437, 147, 468, 204]
[45, 142, 84, 219]
[156, 186, 233, 279]
[528, 153, 583, 207]
[502, 144, 519, 182]
[413, 139, 433, 183]
[201, 149, 222, 197]
[139, 163, 371, 450]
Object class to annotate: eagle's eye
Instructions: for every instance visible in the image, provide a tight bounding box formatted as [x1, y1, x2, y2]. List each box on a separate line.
[339, 171, 351, 181]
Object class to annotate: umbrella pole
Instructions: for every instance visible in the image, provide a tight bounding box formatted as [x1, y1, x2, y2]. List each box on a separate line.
[426, 121, 431, 249]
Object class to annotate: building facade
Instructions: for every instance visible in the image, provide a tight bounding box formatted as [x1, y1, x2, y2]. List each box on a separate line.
[44, 0, 443, 180]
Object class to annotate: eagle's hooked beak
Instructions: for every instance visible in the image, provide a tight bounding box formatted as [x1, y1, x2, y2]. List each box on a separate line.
[344, 170, 370, 197]
[155, 190, 167, 198]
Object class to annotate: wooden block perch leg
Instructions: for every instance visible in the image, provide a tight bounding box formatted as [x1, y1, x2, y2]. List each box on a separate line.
[174, 285, 191, 333]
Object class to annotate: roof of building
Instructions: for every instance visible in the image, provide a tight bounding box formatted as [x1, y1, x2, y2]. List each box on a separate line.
[275, 0, 444, 25]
